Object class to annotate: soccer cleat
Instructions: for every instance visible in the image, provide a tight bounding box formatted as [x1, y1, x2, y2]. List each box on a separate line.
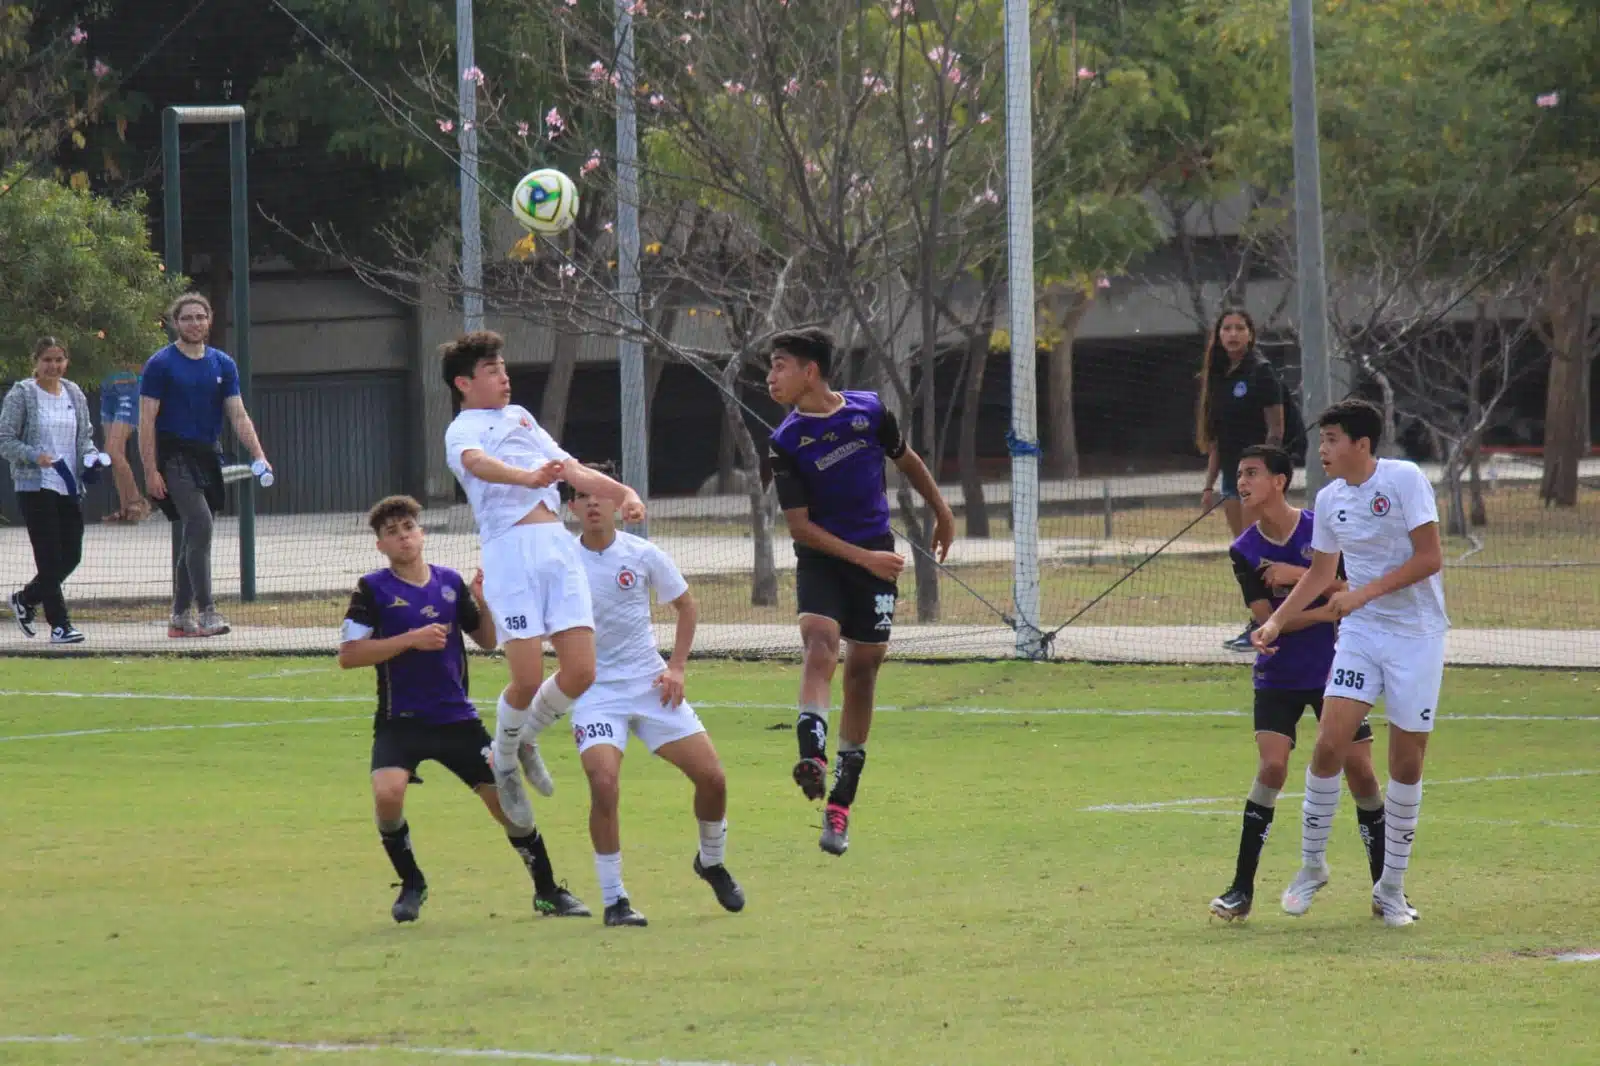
[490, 749, 535, 831]
[11, 592, 36, 638]
[195, 608, 231, 637]
[793, 756, 827, 801]
[534, 883, 592, 918]
[49, 625, 85, 645]
[391, 880, 428, 923]
[1281, 864, 1331, 916]
[694, 854, 746, 913]
[1209, 887, 1253, 922]
[517, 737, 555, 797]
[1372, 886, 1419, 927]
[168, 612, 198, 638]
[819, 803, 850, 856]
[604, 897, 648, 927]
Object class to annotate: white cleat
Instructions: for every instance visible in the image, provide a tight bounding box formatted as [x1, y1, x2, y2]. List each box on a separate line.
[1372, 884, 1417, 927]
[1281, 864, 1331, 916]
[491, 747, 535, 830]
[518, 738, 555, 797]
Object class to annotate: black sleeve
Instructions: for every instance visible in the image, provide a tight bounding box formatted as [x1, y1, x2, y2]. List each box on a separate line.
[1335, 554, 1347, 582]
[344, 578, 379, 633]
[1230, 547, 1272, 607]
[455, 573, 482, 634]
[1254, 360, 1285, 409]
[876, 407, 908, 460]
[768, 439, 809, 511]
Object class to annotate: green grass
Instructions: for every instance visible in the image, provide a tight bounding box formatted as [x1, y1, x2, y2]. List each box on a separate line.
[2, 657, 1598, 1065]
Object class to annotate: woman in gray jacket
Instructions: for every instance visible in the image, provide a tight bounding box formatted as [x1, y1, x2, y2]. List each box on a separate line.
[1, 338, 97, 643]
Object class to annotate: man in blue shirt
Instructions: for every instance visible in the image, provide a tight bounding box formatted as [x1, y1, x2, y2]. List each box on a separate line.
[764, 327, 954, 856]
[138, 293, 271, 638]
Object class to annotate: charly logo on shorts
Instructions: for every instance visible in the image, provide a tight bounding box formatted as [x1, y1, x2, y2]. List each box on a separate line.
[851, 414, 869, 432]
[616, 567, 638, 590]
[441, 585, 457, 602]
[1370, 493, 1392, 517]
[1232, 380, 1248, 398]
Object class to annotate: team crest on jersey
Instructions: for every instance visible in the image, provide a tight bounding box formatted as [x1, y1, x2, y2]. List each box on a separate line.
[441, 585, 457, 602]
[419, 605, 440, 620]
[851, 414, 869, 432]
[617, 567, 639, 590]
[1232, 380, 1248, 398]
[519, 414, 534, 430]
[1370, 493, 1392, 517]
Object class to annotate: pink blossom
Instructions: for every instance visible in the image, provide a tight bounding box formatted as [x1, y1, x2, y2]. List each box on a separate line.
[947, 66, 963, 85]
[462, 66, 485, 85]
[1096, 276, 1111, 289]
[559, 263, 578, 278]
[69, 26, 87, 45]
[92, 60, 110, 78]
[1536, 91, 1560, 108]
[588, 60, 609, 83]
[685, 63, 695, 75]
[862, 73, 890, 95]
[927, 46, 948, 65]
[437, 118, 455, 133]
[804, 159, 821, 175]
[974, 187, 999, 205]
[1077, 67, 1095, 80]
[545, 108, 566, 137]
[723, 80, 746, 95]
[462, 119, 476, 132]
[626, 0, 649, 13]
[603, 221, 615, 233]
[516, 121, 531, 138]
[649, 92, 665, 108]
[580, 149, 602, 176]
[682, 8, 705, 19]
[677, 32, 693, 44]
[565, 0, 577, 6]
[783, 77, 800, 96]
[888, 1, 913, 17]
[978, 111, 992, 124]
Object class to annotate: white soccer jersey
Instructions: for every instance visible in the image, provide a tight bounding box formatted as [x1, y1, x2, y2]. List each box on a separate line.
[1311, 458, 1449, 638]
[445, 404, 570, 542]
[576, 530, 690, 682]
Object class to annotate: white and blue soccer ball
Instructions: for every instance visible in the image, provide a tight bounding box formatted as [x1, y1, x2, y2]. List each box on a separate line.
[512, 168, 580, 235]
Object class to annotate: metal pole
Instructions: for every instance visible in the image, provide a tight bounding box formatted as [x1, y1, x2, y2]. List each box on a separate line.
[162, 108, 183, 586]
[230, 118, 256, 602]
[1290, 0, 1334, 496]
[457, 0, 483, 333]
[1003, 0, 1042, 659]
[614, 0, 648, 533]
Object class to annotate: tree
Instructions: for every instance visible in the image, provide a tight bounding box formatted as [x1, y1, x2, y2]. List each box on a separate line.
[1, 5, 107, 177]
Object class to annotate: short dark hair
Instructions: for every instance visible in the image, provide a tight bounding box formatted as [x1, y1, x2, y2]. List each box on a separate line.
[368, 494, 422, 534]
[1317, 399, 1384, 453]
[1238, 444, 1294, 490]
[769, 327, 835, 379]
[32, 336, 65, 359]
[440, 330, 505, 399]
[560, 459, 617, 503]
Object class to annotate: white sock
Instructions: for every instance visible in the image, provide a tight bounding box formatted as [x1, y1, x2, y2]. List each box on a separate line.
[1301, 766, 1343, 870]
[530, 675, 576, 732]
[594, 851, 625, 907]
[698, 819, 727, 867]
[1379, 779, 1423, 893]
[494, 690, 533, 764]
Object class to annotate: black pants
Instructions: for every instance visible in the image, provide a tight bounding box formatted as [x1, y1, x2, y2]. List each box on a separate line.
[17, 490, 85, 629]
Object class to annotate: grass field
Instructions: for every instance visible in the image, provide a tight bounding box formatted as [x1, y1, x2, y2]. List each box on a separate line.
[3, 656, 1598, 1065]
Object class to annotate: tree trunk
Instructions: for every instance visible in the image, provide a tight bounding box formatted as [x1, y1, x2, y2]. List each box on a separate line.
[958, 323, 993, 538]
[715, 409, 737, 492]
[1043, 284, 1091, 477]
[540, 330, 580, 440]
[1538, 260, 1595, 508]
[1468, 445, 1488, 527]
[721, 354, 776, 606]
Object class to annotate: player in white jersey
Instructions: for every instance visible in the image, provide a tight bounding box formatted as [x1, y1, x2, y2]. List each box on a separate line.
[563, 462, 745, 927]
[441, 332, 644, 838]
[1253, 399, 1447, 927]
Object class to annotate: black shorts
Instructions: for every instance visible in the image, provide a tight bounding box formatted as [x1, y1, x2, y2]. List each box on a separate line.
[1253, 688, 1374, 748]
[795, 539, 898, 645]
[371, 718, 495, 789]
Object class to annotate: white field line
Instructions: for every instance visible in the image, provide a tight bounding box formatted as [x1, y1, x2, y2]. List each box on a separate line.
[1102, 807, 1600, 830]
[0, 1033, 813, 1066]
[0, 715, 367, 743]
[1082, 767, 1600, 812]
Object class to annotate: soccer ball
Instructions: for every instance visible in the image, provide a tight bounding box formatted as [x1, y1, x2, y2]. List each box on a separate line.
[512, 168, 579, 235]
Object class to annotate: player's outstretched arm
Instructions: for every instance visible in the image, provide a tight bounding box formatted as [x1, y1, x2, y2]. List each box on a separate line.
[338, 625, 446, 669]
[459, 448, 563, 489]
[892, 447, 956, 562]
[560, 459, 644, 519]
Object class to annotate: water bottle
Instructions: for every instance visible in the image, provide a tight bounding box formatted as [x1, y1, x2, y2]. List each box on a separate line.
[251, 458, 275, 488]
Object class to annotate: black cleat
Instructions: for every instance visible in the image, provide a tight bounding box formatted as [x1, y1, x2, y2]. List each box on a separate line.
[391, 880, 428, 923]
[603, 897, 648, 927]
[793, 756, 827, 801]
[819, 803, 850, 855]
[694, 854, 746, 913]
[11, 592, 36, 638]
[1209, 886, 1252, 922]
[534, 883, 592, 918]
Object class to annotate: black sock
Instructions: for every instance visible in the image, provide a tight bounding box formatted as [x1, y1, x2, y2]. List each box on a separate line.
[380, 822, 425, 886]
[1356, 805, 1386, 885]
[827, 747, 867, 809]
[1231, 800, 1275, 895]
[796, 711, 828, 763]
[509, 830, 558, 896]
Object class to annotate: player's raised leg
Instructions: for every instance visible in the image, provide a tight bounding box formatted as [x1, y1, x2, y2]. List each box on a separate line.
[655, 731, 745, 913]
[794, 613, 840, 801]
[372, 766, 427, 923]
[821, 638, 887, 856]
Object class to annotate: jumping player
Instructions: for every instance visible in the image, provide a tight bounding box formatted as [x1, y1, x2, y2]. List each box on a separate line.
[441, 331, 643, 845]
[1208, 445, 1408, 922]
[564, 463, 746, 927]
[764, 327, 956, 855]
[1254, 400, 1447, 927]
[338, 495, 588, 923]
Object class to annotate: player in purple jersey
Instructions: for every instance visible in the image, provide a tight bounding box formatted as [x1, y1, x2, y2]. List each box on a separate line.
[338, 495, 589, 923]
[1208, 447, 1413, 922]
[764, 328, 955, 856]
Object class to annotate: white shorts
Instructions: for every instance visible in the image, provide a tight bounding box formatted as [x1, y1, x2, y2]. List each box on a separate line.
[481, 523, 594, 643]
[1324, 627, 1446, 733]
[570, 675, 706, 756]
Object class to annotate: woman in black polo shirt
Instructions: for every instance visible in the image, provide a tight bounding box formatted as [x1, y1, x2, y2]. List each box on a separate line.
[1195, 308, 1284, 650]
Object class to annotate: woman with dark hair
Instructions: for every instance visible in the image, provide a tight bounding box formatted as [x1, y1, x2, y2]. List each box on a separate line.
[1, 338, 97, 643]
[1195, 309, 1284, 651]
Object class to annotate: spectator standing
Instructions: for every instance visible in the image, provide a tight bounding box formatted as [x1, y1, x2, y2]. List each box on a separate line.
[99, 354, 150, 523]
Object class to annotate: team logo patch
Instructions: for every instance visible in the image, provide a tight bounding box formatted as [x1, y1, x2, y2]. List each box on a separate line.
[441, 585, 457, 602]
[799, 435, 815, 447]
[1370, 493, 1392, 517]
[617, 567, 639, 590]
[519, 414, 534, 430]
[851, 414, 869, 432]
[419, 605, 440, 619]
[572, 724, 585, 748]
[1232, 380, 1248, 398]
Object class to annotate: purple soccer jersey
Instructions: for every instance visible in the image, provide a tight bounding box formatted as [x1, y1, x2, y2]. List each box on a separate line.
[1230, 511, 1339, 691]
[342, 565, 481, 724]
[766, 390, 906, 547]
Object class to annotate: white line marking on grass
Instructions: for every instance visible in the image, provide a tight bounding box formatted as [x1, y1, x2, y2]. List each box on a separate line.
[1556, 952, 1600, 963]
[1082, 768, 1600, 812]
[0, 1033, 814, 1066]
[247, 666, 335, 680]
[1114, 807, 1600, 830]
[0, 715, 366, 742]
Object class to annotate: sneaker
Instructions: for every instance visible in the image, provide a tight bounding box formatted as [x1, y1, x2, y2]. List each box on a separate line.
[1372, 885, 1419, 927]
[168, 612, 198, 638]
[518, 737, 555, 797]
[391, 880, 428, 923]
[195, 608, 231, 637]
[793, 756, 827, 801]
[1281, 864, 1331, 916]
[694, 854, 746, 913]
[1222, 622, 1257, 652]
[49, 625, 85, 645]
[534, 883, 592, 918]
[819, 803, 850, 856]
[11, 592, 36, 638]
[603, 897, 648, 927]
[490, 749, 534, 830]
[1209, 887, 1252, 922]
